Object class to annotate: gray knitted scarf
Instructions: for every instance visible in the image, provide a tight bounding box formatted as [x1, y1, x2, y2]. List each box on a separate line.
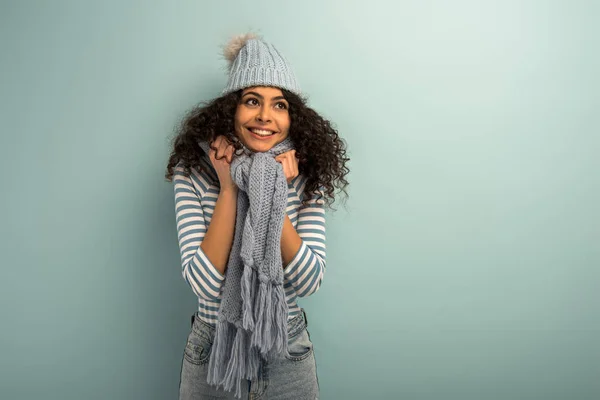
[197, 137, 294, 398]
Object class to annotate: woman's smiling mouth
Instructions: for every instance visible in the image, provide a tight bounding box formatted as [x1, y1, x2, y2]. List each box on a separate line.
[247, 126, 277, 139]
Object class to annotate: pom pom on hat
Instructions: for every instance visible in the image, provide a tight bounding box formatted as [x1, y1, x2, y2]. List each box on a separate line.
[222, 32, 260, 69]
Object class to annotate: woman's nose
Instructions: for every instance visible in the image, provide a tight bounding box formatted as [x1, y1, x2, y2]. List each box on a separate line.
[256, 107, 271, 123]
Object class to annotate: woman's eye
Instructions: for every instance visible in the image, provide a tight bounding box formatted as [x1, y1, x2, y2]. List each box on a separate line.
[275, 102, 288, 110]
[245, 98, 259, 106]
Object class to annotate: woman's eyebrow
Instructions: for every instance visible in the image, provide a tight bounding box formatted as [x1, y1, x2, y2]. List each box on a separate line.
[243, 91, 263, 98]
[242, 91, 287, 101]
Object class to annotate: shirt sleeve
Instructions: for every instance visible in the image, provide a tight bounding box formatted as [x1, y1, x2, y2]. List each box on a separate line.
[173, 166, 225, 300]
[283, 183, 327, 298]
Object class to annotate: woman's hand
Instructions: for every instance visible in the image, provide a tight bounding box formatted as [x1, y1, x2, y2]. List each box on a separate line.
[275, 150, 299, 184]
[208, 135, 237, 192]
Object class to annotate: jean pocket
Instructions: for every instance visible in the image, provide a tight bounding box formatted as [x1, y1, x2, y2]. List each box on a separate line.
[183, 328, 213, 365]
[285, 327, 314, 361]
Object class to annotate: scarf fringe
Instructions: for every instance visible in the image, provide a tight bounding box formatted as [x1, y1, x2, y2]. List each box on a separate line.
[206, 280, 289, 398]
[251, 281, 268, 351]
[250, 279, 289, 357]
[272, 282, 288, 354]
[206, 319, 232, 390]
[222, 328, 246, 398]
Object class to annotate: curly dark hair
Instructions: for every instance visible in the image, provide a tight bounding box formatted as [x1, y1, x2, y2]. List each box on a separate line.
[165, 88, 349, 209]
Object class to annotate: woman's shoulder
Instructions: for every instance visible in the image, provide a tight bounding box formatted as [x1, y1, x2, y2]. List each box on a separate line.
[173, 160, 219, 197]
[288, 174, 307, 195]
[289, 174, 325, 205]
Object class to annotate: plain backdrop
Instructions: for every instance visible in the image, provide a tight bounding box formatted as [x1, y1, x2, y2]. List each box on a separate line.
[1, 1, 598, 399]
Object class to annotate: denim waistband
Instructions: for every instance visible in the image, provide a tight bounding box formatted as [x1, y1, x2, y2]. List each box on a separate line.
[191, 309, 308, 339]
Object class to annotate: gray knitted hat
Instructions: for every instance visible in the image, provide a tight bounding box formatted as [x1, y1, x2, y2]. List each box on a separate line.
[221, 33, 301, 96]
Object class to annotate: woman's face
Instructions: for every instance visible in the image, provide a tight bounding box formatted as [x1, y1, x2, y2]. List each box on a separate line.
[234, 86, 290, 153]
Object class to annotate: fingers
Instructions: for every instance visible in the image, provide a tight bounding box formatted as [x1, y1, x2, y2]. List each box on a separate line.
[276, 150, 297, 161]
[208, 137, 219, 157]
[275, 150, 299, 183]
[225, 144, 234, 163]
[289, 154, 298, 179]
[210, 136, 235, 163]
[216, 137, 227, 160]
[290, 150, 298, 175]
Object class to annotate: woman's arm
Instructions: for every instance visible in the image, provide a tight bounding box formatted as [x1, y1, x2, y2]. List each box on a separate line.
[200, 135, 239, 275]
[173, 167, 227, 300]
[200, 186, 238, 275]
[280, 184, 327, 298]
[281, 214, 303, 265]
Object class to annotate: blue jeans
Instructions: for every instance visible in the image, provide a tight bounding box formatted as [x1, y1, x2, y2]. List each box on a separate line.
[179, 309, 320, 399]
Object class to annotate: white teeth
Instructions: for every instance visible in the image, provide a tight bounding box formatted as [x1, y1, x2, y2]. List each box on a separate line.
[250, 128, 274, 136]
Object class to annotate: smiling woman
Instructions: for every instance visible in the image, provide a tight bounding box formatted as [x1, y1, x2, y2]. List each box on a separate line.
[165, 33, 349, 399]
[235, 87, 291, 152]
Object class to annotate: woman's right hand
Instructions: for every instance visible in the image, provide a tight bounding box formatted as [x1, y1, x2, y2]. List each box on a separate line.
[208, 135, 237, 192]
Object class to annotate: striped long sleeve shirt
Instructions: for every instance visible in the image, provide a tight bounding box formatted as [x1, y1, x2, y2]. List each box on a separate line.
[173, 158, 326, 325]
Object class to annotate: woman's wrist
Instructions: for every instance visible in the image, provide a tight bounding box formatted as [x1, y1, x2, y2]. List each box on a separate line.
[219, 185, 238, 197]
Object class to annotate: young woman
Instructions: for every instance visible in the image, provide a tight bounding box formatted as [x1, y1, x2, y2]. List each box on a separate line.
[165, 33, 349, 400]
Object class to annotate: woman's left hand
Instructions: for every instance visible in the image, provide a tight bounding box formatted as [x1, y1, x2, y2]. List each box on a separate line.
[275, 150, 299, 184]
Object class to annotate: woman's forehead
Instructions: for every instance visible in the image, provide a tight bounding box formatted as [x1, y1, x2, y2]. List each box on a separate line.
[242, 86, 284, 97]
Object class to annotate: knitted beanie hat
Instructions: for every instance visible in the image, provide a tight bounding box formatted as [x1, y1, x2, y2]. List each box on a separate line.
[221, 33, 301, 96]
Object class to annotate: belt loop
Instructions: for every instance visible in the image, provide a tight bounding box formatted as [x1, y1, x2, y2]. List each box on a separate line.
[301, 308, 308, 327]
